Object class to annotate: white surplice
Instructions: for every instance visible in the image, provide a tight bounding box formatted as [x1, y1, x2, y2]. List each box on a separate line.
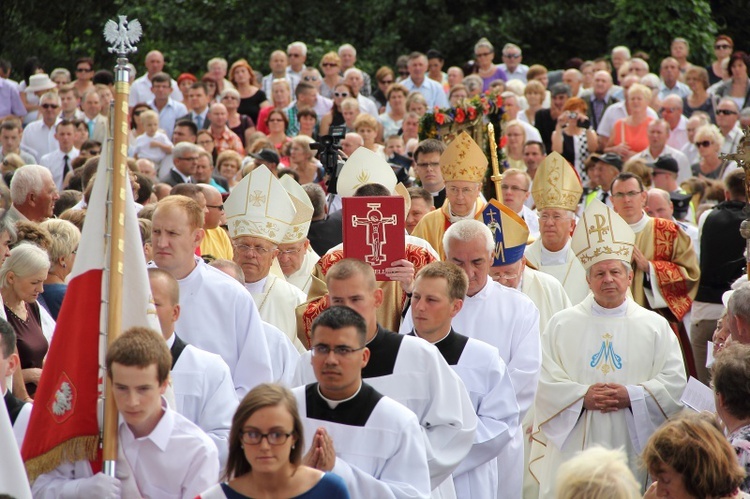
[411, 330, 520, 499]
[248, 273, 307, 353]
[171, 259, 273, 397]
[524, 239, 589, 305]
[293, 383, 432, 499]
[529, 295, 686, 498]
[262, 320, 300, 386]
[293, 328, 477, 499]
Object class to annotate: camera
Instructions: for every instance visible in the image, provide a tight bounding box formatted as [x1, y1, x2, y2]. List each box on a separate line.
[311, 125, 347, 194]
[568, 112, 577, 119]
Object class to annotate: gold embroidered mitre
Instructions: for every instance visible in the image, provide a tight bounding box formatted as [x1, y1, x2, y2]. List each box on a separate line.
[337, 147, 397, 197]
[571, 198, 635, 270]
[224, 165, 297, 244]
[279, 174, 315, 243]
[531, 152, 583, 212]
[440, 131, 487, 183]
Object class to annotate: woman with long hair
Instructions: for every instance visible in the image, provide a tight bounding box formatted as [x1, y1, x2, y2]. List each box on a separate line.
[230, 59, 268, 125]
[319, 83, 353, 136]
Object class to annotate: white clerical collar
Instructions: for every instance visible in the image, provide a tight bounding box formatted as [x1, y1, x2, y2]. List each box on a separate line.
[628, 212, 650, 233]
[591, 297, 629, 317]
[318, 382, 362, 409]
[540, 240, 571, 266]
[245, 275, 268, 294]
[414, 327, 451, 344]
[448, 202, 476, 223]
[165, 334, 176, 348]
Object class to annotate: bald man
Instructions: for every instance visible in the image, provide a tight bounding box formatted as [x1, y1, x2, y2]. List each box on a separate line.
[129, 50, 183, 108]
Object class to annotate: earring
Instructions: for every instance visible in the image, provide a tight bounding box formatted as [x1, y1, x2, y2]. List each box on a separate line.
[292, 444, 296, 450]
[62, 263, 66, 268]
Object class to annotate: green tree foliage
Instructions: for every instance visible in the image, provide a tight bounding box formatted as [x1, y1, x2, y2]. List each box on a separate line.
[608, 0, 718, 66]
[0, 0, 734, 80]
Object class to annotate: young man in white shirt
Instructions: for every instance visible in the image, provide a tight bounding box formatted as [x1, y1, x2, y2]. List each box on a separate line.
[32, 327, 219, 498]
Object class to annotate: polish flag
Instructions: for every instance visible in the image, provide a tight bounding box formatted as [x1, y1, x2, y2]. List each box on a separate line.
[22, 139, 158, 481]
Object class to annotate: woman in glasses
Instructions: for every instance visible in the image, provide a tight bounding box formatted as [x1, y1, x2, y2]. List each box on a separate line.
[197, 383, 349, 499]
[319, 83, 353, 136]
[691, 124, 737, 180]
[712, 51, 750, 111]
[708, 35, 735, 85]
[371, 66, 395, 112]
[378, 84, 408, 140]
[319, 52, 343, 100]
[472, 38, 508, 93]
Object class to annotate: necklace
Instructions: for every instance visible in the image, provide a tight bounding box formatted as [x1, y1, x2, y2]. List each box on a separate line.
[5, 303, 28, 324]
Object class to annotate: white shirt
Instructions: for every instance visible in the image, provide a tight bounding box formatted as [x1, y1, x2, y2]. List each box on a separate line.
[149, 97, 188, 138]
[357, 93, 380, 117]
[261, 73, 300, 99]
[262, 320, 300, 386]
[400, 77, 449, 109]
[499, 63, 529, 83]
[131, 131, 172, 164]
[666, 115, 689, 152]
[313, 95, 334, 119]
[40, 147, 80, 189]
[20, 119, 58, 160]
[632, 144, 691, 183]
[129, 74, 183, 108]
[31, 400, 219, 499]
[170, 258, 274, 397]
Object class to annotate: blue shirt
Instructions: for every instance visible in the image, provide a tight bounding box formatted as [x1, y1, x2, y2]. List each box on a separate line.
[401, 76, 449, 109]
[0, 78, 27, 119]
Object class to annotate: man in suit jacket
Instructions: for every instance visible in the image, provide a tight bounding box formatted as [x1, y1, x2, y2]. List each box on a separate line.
[160, 142, 201, 187]
[177, 82, 211, 130]
[303, 183, 342, 256]
[581, 70, 618, 137]
[81, 89, 108, 145]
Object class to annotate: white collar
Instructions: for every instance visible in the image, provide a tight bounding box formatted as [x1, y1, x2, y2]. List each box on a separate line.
[245, 275, 269, 294]
[448, 202, 477, 223]
[628, 212, 650, 233]
[591, 297, 629, 317]
[119, 396, 172, 451]
[318, 382, 362, 409]
[540, 240, 571, 266]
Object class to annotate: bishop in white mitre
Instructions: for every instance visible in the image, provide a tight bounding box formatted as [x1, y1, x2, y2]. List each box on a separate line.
[278, 175, 320, 295]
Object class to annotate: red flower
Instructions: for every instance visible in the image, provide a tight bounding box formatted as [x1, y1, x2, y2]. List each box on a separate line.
[496, 96, 504, 107]
[468, 107, 477, 120]
[435, 113, 445, 125]
[456, 108, 466, 123]
[499, 136, 508, 148]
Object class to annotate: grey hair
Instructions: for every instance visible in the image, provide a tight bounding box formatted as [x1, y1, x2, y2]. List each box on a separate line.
[40, 91, 61, 106]
[0, 215, 17, 244]
[10, 164, 52, 205]
[612, 46, 631, 59]
[40, 219, 81, 263]
[474, 37, 494, 54]
[173, 142, 201, 160]
[463, 75, 483, 93]
[0, 243, 51, 289]
[585, 260, 631, 279]
[694, 124, 725, 148]
[287, 41, 308, 56]
[50, 68, 71, 82]
[719, 97, 741, 112]
[502, 43, 521, 56]
[338, 44, 356, 56]
[343, 68, 363, 80]
[728, 283, 750, 323]
[207, 57, 228, 71]
[555, 446, 640, 499]
[220, 88, 240, 101]
[210, 259, 245, 285]
[443, 219, 494, 258]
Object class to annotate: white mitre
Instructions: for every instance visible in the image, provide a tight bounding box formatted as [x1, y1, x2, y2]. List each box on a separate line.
[571, 198, 635, 270]
[279, 175, 315, 243]
[224, 165, 297, 244]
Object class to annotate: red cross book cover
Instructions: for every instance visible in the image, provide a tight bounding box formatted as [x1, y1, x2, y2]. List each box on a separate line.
[342, 196, 405, 281]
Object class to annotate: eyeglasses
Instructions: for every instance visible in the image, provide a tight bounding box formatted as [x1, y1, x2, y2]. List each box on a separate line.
[207, 204, 224, 211]
[222, 95, 239, 101]
[716, 109, 738, 116]
[288, 53, 303, 58]
[240, 430, 293, 446]
[133, 110, 146, 116]
[694, 140, 713, 148]
[278, 246, 303, 256]
[311, 344, 366, 357]
[89, 150, 101, 155]
[539, 213, 568, 223]
[321, 63, 338, 68]
[715, 44, 732, 50]
[333, 92, 349, 98]
[447, 186, 477, 196]
[303, 76, 320, 82]
[475, 52, 493, 58]
[234, 243, 274, 255]
[659, 107, 679, 114]
[611, 190, 644, 199]
[178, 156, 199, 162]
[41, 104, 59, 109]
[501, 184, 528, 193]
[503, 53, 521, 59]
[76, 68, 93, 73]
[416, 161, 440, 170]
[197, 139, 214, 146]
[380, 79, 394, 85]
[493, 272, 519, 283]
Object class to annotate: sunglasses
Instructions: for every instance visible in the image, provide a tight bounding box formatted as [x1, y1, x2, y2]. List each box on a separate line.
[694, 140, 713, 148]
[303, 76, 320, 81]
[503, 54, 521, 59]
[321, 63, 338, 68]
[133, 110, 146, 116]
[716, 109, 738, 116]
[715, 44, 732, 50]
[380, 79, 394, 85]
[333, 92, 349, 97]
[41, 104, 59, 109]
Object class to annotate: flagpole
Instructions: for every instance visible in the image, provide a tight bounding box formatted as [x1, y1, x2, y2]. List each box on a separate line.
[101, 16, 141, 476]
[487, 123, 502, 201]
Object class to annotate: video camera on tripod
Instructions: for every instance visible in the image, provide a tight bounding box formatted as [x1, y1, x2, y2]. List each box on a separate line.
[311, 125, 347, 194]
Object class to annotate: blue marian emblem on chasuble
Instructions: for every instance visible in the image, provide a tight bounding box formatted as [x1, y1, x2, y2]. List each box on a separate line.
[590, 333, 622, 374]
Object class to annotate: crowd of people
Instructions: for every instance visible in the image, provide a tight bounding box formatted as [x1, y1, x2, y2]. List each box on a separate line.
[1, 34, 750, 499]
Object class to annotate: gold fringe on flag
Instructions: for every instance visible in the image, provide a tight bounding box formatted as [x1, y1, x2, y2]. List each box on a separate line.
[25, 435, 99, 483]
